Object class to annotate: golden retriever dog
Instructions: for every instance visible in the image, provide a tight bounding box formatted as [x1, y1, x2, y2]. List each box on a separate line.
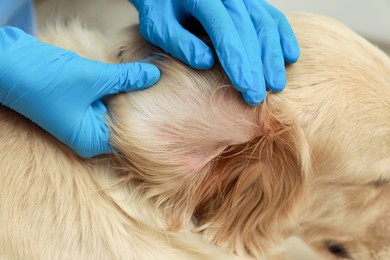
[1, 13, 389, 259]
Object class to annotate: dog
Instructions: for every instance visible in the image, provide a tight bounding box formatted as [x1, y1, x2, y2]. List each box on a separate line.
[0, 13, 389, 259]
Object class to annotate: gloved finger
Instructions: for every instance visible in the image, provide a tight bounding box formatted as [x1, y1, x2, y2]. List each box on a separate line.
[72, 100, 111, 158]
[182, 0, 253, 92]
[261, 1, 300, 63]
[94, 62, 160, 99]
[139, 18, 214, 69]
[244, 0, 286, 92]
[242, 88, 267, 106]
[223, 0, 266, 104]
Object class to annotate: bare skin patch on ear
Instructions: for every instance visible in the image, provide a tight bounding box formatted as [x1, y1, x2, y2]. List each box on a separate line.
[184, 143, 230, 172]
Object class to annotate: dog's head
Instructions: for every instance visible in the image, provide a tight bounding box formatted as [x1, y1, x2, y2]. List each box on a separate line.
[105, 13, 390, 259]
[283, 13, 390, 260]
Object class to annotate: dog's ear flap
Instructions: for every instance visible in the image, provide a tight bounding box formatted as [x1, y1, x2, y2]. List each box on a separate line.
[193, 102, 311, 258]
[109, 86, 259, 226]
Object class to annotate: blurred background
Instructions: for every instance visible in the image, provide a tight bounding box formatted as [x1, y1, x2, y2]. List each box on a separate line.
[33, 0, 390, 259]
[34, 0, 390, 55]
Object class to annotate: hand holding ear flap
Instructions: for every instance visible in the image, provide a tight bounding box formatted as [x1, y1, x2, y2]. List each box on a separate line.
[130, 0, 300, 105]
[0, 27, 160, 158]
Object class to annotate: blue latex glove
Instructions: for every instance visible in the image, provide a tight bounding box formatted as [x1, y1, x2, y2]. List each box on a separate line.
[130, 0, 300, 105]
[0, 27, 160, 157]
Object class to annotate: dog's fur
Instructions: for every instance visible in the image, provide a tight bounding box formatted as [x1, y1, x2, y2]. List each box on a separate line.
[1, 13, 390, 259]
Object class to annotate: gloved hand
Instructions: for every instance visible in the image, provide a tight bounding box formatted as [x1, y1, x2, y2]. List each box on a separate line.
[0, 27, 160, 158]
[130, 0, 300, 105]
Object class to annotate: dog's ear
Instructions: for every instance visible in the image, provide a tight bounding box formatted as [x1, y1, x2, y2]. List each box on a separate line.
[108, 45, 309, 257]
[193, 100, 311, 258]
[108, 69, 260, 225]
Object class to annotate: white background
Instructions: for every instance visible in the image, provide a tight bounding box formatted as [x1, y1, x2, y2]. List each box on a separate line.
[35, 0, 390, 54]
[268, 0, 390, 54]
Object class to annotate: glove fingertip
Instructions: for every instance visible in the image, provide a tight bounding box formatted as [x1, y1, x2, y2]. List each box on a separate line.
[73, 141, 111, 158]
[282, 36, 301, 64]
[284, 44, 300, 64]
[267, 72, 287, 93]
[139, 63, 161, 88]
[187, 47, 214, 69]
[242, 88, 267, 106]
[74, 104, 112, 158]
[76, 148, 100, 158]
[120, 62, 161, 91]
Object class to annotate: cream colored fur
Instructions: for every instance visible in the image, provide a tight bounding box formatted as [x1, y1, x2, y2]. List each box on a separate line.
[1, 13, 390, 259]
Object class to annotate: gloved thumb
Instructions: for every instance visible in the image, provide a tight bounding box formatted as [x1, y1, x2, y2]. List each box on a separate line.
[96, 62, 161, 98]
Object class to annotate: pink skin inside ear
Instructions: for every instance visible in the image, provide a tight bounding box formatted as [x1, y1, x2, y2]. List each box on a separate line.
[184, 143, 231, 172]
